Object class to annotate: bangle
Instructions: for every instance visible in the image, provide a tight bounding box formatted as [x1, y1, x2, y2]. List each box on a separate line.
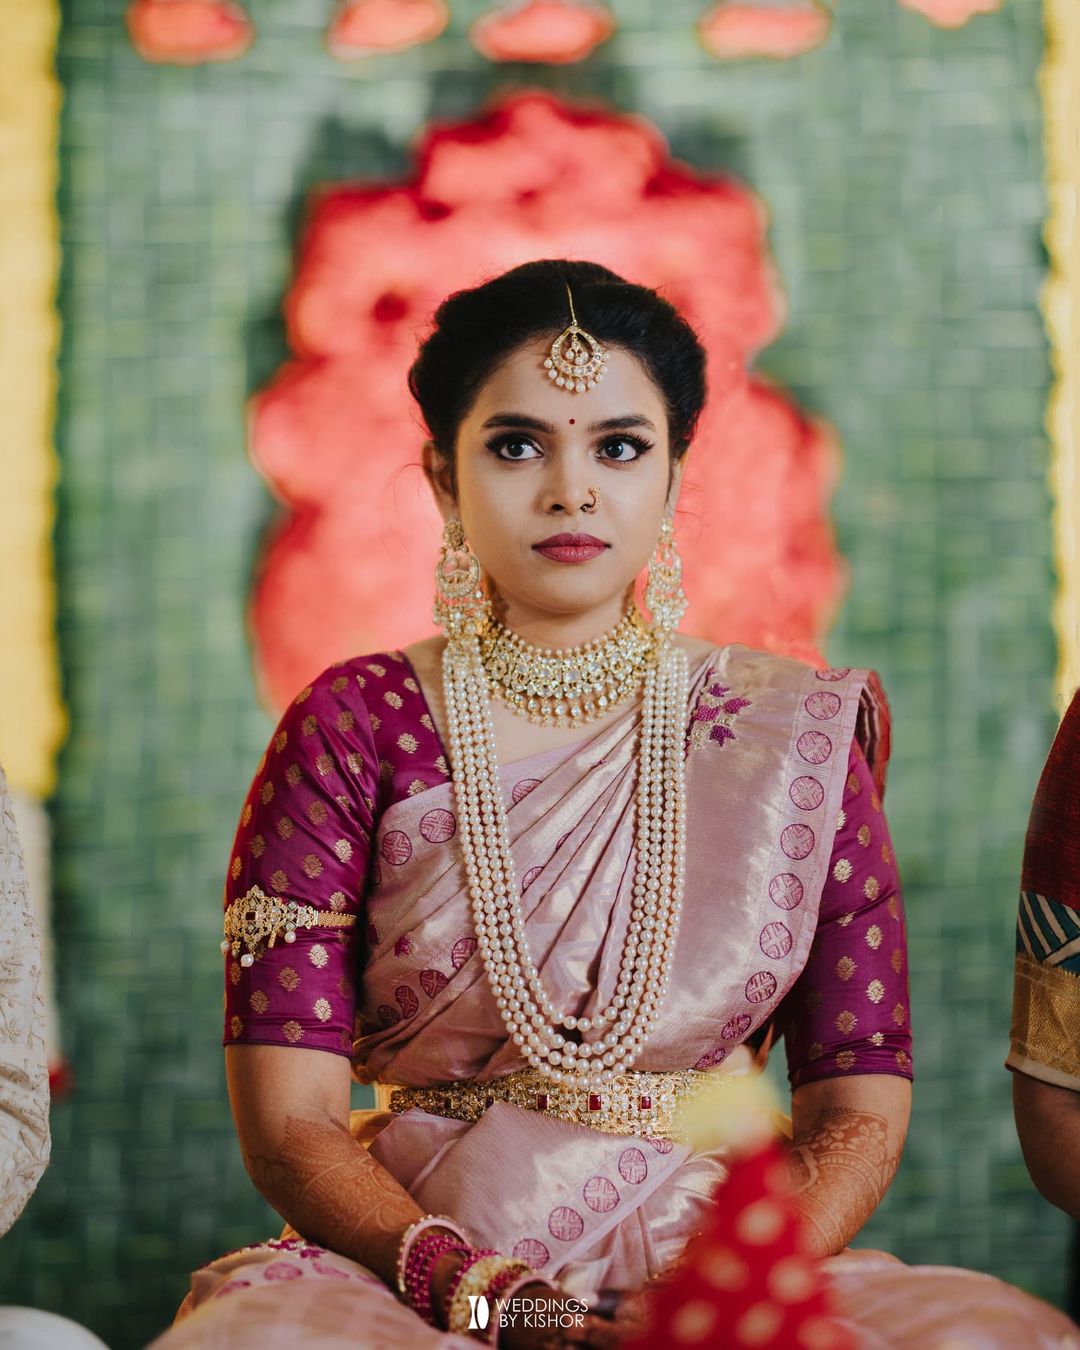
[446, 1254, 534, 1341]
[489, 1271, 561, 1348]
[395, 1214, 470, 1299]
[403, 1232, 470, 1327]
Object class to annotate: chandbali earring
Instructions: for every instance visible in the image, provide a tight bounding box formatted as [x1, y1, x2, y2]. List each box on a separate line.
[433, 519, 489, 641]
[644, 513, 687, 642]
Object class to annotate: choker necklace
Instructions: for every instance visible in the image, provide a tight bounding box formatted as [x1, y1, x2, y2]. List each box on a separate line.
[478, 608, 657, 728]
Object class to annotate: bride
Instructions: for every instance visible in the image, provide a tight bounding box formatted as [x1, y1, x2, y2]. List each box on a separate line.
[155, 260, 1075, 1347]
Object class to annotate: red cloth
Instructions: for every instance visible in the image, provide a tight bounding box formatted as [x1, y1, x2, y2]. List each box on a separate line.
[1021, 691, 1080, 910]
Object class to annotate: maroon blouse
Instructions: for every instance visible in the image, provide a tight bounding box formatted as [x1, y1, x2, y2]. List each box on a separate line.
[222, 653, 913, 1088]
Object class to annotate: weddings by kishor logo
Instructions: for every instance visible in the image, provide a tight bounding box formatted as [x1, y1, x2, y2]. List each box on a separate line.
[467, 1293, 588, 1332]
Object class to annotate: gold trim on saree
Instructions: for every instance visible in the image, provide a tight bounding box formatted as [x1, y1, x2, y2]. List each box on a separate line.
[222, 884, 356, 965]
[387, 1066, 713, 1141]
[1009, 952, 1080, 1089]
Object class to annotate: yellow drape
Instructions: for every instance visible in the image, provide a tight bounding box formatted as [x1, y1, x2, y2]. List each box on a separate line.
[0, 0, 65, 796]
[1042, 0, 1080, 713]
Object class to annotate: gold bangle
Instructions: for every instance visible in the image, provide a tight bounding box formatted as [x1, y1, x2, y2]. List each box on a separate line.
[221, 884, 356, 966]
[447, 1256, 531, 1339]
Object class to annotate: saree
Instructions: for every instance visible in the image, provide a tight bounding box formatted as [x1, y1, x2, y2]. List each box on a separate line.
[154, 646, 1077, 1347]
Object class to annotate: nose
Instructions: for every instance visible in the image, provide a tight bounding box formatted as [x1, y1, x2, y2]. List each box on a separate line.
[539, 455, 595, 516]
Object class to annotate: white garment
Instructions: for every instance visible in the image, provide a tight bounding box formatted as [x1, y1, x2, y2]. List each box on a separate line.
[0, 1308, 107, 1349]
[0, 760, 50, 1236]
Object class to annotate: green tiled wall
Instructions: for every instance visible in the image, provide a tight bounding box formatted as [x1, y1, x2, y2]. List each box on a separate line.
[0, 0, 1065, 1344]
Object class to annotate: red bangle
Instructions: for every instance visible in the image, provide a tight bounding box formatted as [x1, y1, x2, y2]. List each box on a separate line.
[404, 1232, 470, 1327]
[440, 1246, 500, 1330]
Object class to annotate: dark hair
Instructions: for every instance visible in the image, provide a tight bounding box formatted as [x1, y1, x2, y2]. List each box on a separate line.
[408, 260, 707, 472]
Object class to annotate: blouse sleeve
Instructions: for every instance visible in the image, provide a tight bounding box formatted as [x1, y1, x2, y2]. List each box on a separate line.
[778, 739, 913, 1088]
[222, 665, 379, 1059]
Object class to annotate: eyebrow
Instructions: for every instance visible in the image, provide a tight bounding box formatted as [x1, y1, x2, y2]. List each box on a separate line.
[481, 413, 658, 434]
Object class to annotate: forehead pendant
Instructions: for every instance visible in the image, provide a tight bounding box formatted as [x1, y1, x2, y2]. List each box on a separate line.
[543, 284, 609, 394]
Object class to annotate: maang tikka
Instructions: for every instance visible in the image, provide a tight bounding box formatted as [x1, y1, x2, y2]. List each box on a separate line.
[543, 284, 608, 394]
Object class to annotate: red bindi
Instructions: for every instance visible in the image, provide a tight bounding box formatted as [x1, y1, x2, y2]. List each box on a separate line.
[568, 418, 576, 425]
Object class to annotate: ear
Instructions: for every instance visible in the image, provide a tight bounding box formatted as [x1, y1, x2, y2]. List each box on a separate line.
[422, 440, 457, 522]
[666, 453, 687, 514]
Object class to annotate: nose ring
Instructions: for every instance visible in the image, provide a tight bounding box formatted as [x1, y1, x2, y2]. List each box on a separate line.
[581, 487, 600, 514]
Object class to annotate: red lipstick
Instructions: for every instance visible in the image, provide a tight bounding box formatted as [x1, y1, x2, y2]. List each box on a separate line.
[532, 533, 610, 564]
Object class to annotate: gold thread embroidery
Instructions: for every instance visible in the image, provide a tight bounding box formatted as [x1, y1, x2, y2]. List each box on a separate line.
[865, 925, 883, 950]
[835, 1011, 857, 1034]
[1010, 953, 1080, 1081]
[866, 980, 884, 1004]
[833, 860, 853, 883]
[835, 957, 856, 981]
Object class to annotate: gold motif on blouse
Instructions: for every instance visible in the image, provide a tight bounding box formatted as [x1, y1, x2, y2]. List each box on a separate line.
[836, 1051, 856, 1070]
[302, 715, 318, 736]
[865, 925, 883, 950]
[835, 957, 856, 981]
[866, 980, 884, 1004]
[833, 859, 853, 883]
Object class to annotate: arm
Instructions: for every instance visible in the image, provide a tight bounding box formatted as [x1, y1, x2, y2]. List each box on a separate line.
[787, 1073, 910, 1257]
[1013, 1073, 1080, 1220]
[227, 1043, 472, 1308]
[777, 740, 913, 1255]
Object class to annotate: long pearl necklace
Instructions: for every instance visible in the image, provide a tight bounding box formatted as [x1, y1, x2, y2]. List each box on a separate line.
[443, 624, 689, 1088]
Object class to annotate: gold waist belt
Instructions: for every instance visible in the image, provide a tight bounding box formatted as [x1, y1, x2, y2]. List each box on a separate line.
[387, 1066, 710, 1142]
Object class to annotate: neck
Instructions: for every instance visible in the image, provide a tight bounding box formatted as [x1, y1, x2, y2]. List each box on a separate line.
[489, 596, 632, 651]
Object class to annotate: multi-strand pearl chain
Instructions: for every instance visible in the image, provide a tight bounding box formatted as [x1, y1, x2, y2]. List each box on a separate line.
[443, 627, 689, 1088]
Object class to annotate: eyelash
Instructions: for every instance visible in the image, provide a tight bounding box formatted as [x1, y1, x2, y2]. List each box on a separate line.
[485, 434, 655, 463]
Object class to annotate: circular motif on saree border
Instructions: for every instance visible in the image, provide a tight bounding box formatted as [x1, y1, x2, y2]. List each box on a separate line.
[513, 1238, 551, 1268]
[804, 692, 842, 721]
[618, 1148, 649, 1184]
[816, 668, 851, 682]
[451, 936, 477, 969]
[420, 968, 449, 998]
[522, 866, 544, 892]
[381, 830, 412, 865]
[796, 730, 833, 765]
[693, 1046, 727, 1070]
[647, 1137, 674, 1155]
[781, 824, 815, 860]
[311, 1261, 350, 1280]
[745, 971, 778, 1004]
[760, 922, 793, 961]
[263, 1263, 302, 1281]
[419, 808, 456, 843]
[394, 985, 418, 1019]
[583, 1177, 620, 1213]
[769, 873, 804, 911]
[789, 776, 825, 811]
[548, 1206, 585, 1241]
[722, 1013, 753, 1040]
[377, 1004, 402, 1027]
[512, 778, 542, 804]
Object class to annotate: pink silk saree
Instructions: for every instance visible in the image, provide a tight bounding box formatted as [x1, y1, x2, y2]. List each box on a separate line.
[156, 646, 1078, 1347]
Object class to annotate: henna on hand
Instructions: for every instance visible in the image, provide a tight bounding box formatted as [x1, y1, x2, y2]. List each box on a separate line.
[243, 1114, 421, 1282]
[786, 1107, 900, 1257]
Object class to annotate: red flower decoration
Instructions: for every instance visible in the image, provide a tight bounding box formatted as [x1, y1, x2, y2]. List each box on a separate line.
[896, 0, 1000, 25]
[327, 0, 449, 58]
[470, 0, 615, 65]
[249, 94, 842, 710]
[697, 1, 831, 60]
[125, 0, 253, 64]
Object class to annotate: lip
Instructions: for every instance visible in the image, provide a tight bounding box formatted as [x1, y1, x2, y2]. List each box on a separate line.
[532, 533, 610, 564]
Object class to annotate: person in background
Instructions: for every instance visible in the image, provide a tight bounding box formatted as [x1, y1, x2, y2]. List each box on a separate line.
[1010, 690, 1080, 1311]
[0, 758, 50, 1237]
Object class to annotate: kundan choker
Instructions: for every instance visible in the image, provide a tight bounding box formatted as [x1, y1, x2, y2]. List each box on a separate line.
[478, 608, 657, 729]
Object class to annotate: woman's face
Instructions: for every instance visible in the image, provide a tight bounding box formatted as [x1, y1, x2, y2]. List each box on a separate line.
[428, 341, 681, 639]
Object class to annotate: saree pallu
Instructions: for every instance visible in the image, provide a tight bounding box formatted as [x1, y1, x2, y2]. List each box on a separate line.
[157, 648, 1077, 1347]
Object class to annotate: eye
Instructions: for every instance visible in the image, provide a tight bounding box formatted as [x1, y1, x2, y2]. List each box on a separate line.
[598, 435, 653, 463]
[487, 435, 543, 462]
